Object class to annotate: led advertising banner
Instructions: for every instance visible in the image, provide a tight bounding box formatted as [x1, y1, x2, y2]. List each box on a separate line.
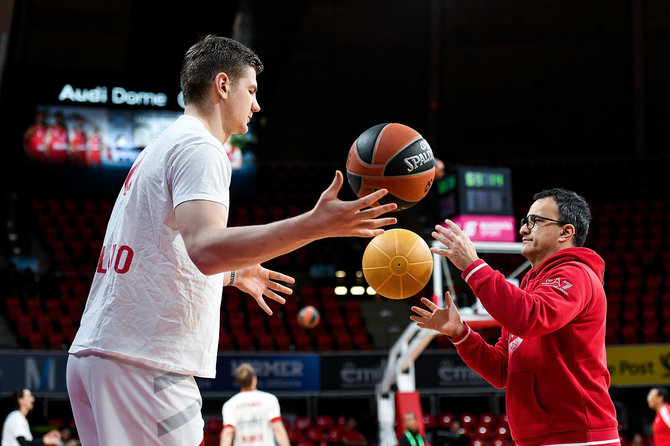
[196, 354, 321, 395]
[606, 344, 670, 386]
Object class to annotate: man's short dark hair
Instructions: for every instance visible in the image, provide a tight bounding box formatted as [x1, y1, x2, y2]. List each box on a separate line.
[532, 188, 591, 247]
[11, 388, 27, 410]
[656, 387, 669, 402]
[180, 35, 263, 106]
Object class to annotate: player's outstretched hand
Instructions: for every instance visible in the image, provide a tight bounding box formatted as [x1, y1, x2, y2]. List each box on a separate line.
[410, 293, 465, 337]
[307, 171, 398, 239]
[42, 430, 61, 446]
[234, 264, 295, 315]
[430, 219, 480, 271]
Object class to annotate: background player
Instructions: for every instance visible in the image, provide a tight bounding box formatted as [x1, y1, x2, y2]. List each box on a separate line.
[647, 387, 670, 446]
[1, 388, 61, 446]
[220, 363, 290, 446]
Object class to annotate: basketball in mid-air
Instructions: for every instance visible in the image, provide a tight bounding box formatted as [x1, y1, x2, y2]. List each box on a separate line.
[297, 305, 320, 329]
[346, 123, 436, 211]
[362, 229, 433, 300]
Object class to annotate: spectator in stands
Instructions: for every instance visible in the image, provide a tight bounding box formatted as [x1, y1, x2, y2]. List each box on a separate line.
[412, 188, 620, 446]
[45, 111, 69, 164]
[341, 416, 367, 446]
[399, 412, 426, 446]
[1, 388, 61, 446]
[647, 387, 670, 446]
[220, 363, 289, 446]
[629, 433, 644, 446]
[441, 420, 468, 446]
[22, 110, 48, 162]
[65, 35, 397, 446]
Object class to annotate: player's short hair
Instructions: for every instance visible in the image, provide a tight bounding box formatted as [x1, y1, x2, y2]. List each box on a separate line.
[235, 363, 256, 388]
[656, 387, 669, 402]
[532, 188, 591, 247]
[180, 35, 263, 106]
[11, 388, 28, 410]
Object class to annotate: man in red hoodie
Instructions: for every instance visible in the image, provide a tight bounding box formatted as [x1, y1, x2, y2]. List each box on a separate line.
[411, 188, 619, 446]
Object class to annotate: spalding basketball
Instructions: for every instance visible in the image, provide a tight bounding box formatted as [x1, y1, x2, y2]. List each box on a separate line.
[297, 305, 320, 329]
[362, 229, 433, 300]
[346, 123, 436, 211]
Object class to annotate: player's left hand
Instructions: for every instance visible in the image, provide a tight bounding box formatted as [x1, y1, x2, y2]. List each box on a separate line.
[234, 264, 295, 315]
[430, 219, 480, 271]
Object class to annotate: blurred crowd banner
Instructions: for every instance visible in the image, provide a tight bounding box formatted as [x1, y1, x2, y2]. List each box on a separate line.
[606, 344, 670, 386]
[2, 346, 668, 396]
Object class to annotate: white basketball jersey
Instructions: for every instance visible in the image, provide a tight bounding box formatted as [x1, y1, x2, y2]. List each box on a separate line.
[70, 115, 232, 378]
[222, 390, 282, 446]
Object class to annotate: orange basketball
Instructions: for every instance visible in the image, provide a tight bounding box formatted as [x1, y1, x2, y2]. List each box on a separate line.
[362, 229, 433, 299]
[297, 305, 320, 329]
[346, 123, 436, 211]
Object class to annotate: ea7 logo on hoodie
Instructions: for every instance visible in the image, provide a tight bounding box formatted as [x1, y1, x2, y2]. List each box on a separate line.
[508, 333, 523, 355]
[541, 277, 573, 295]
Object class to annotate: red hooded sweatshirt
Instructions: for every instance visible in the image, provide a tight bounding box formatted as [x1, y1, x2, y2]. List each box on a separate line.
[449, 247, 619, 446]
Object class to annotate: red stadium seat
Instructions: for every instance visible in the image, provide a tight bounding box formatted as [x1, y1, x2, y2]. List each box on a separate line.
[479, 413, 495, 427]
[28, 332, 45, 349]
[474, 424, 491, 439]
[328, 427, 343, 443]
[492, 437, 508, 446]
[423, 413, 437, 430]
[495, 424, 510, 438]
[218, 333, 233, 351]
[275, 333, 292, 351]
[460, 413, 476, 429]
[295, 416, 312, 431]
[294, 333, 312, 351]
[497, 414, 508, 427]
[306, 427, 324, 442]
[48, 332, 65, 350]
[439, 413, 455, 428]
[335, 332, 354, 351]
[257, 334, 275, 351]
[316, 415, 334, 431]
[5, 297, 21, 321]
[288, 428, 303, 443]
[207, 418, 223, 433]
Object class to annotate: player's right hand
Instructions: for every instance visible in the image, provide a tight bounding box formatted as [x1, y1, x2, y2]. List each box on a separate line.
[410, 293, 465, 337]
[234, 264, 295, 315]
[307, 170, 397, 239]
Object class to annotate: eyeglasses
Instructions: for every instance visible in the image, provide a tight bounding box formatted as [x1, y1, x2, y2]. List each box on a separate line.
[520, 214, 566, 230]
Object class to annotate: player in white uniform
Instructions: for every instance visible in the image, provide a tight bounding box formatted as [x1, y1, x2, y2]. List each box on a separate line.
[66, 35, 397, 446]
[1, 389, 60, 446]
[220, 363, 290, 446]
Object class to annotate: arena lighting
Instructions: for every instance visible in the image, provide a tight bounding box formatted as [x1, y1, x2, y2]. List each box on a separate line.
[366, 286, 377, 295]
[335, 270, 346, 278]
[355, 271, 363, 278]
[334, 286, 348, 296]
[350, 286, 366, 295]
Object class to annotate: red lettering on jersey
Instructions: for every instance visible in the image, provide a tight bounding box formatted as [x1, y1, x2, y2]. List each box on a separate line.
[114, 245, 134, 273]
[123, 157, 144, 195]
[107, 244, 117, 270]
[96, 246, 107, 273]
[96, 244, 134, 275]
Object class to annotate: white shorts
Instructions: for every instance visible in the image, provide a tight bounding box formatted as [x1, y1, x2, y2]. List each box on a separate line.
[66, 353, 205, 446]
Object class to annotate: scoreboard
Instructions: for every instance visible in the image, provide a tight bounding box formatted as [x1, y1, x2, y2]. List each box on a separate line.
[436, 166, 517, 242]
